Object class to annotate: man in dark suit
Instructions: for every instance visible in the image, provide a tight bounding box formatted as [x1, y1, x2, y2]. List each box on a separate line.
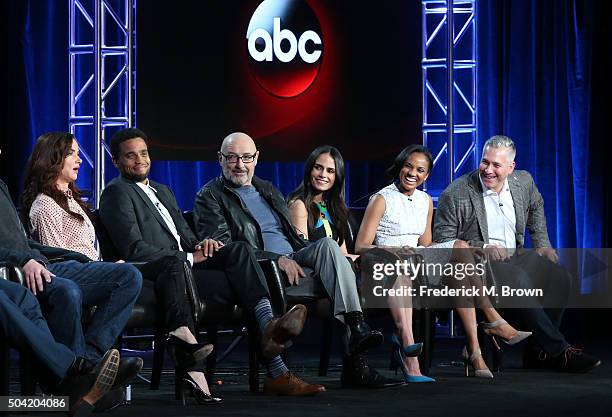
[99, 128, 323, 396]
[433, 135, 601, 373]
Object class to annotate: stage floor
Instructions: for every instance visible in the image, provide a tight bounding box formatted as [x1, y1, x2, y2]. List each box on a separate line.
[10, 334, 612, 417]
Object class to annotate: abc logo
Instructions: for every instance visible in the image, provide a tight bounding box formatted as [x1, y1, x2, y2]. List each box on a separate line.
[248, 17, 321, 64]
[246, 0, 323, 98]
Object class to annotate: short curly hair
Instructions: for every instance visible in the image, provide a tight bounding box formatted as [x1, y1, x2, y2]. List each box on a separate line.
[109, 128, 148, 158]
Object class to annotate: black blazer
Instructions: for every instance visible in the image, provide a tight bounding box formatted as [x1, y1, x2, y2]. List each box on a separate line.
[193, 175, 308, 260]
[99, 176, 199, 262]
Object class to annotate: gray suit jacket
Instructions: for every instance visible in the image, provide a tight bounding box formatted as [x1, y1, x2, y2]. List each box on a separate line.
[433, 169, 552, 249]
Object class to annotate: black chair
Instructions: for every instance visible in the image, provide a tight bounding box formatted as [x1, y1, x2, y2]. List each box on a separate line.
[182, 210, 337, 377]
[93, 211, 250, 388]
[182, 210, 296, 389]
[94, 210, 289, 393]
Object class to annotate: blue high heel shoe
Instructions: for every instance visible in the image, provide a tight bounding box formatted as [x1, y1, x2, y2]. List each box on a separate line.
[389, 345, 435, 383]
[390, 334, 423, 357]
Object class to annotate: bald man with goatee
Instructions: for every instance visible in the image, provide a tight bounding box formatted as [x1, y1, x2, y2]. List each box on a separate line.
[194, 132, 400, 389]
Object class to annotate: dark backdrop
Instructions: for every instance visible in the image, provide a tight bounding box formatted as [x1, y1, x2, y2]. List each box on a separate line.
[1, 0, 610, 257]
[477, 0, 611, 252]
[136, 0, 422, 162]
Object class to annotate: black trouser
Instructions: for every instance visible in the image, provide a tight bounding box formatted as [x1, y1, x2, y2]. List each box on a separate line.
[135, 256, 195, 333]
[490, 250, 572, 355]
[195, 241, 270, 314]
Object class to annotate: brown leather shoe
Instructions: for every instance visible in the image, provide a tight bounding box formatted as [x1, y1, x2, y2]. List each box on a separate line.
[263, 372, 325, 396]
[261, 304, 307, 360]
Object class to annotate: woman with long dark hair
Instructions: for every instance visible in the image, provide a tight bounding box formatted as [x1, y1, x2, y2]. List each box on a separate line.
[355, 144, 531, 382]
[22, 132, 221, 405]
[21, 133, 97, 259]
[287, 145, 355, 258]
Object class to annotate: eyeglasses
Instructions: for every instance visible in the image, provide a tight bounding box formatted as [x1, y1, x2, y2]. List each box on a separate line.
[218, 151, 258, 164]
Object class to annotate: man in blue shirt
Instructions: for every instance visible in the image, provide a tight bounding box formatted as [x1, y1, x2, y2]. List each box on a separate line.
[194, 132, 397, 389]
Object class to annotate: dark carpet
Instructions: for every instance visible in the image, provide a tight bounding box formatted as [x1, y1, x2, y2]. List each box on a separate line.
[9, 309, 612, 417]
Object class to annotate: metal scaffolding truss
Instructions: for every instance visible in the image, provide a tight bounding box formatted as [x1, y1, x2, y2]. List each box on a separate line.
[69, 0, 135, 206]
[422, 0, 477, 200]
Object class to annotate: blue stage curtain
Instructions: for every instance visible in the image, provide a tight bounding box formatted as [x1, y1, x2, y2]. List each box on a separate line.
[149, 159, 390, 211]
[150, 161, 305, 210]
[0, 0, 69, 200]
[477, 0, 606, 251]
[3, 0, 608, 266]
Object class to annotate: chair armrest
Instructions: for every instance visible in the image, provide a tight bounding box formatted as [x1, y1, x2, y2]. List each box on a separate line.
[257, 259, 287, 315]
[0, 262, 25, 286]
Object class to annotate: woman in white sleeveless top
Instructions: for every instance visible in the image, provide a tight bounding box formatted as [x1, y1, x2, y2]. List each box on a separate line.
[356, 145, 530, 381]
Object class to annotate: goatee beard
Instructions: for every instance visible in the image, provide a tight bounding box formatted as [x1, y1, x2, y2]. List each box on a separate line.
[123, 172, 148, 182]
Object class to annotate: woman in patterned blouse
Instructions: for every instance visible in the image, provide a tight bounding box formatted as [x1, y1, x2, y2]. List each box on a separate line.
[21, 132, 220, 405]
[21, 133, 98, 260]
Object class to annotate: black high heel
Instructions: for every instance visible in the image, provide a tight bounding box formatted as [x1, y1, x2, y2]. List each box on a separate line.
[178, 372, 223, 406]
[166, 334, 213, 368]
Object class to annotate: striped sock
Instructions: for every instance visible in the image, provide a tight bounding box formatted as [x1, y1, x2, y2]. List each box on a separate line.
[267, 355, 289, 378]
[254, 298, 274, 332]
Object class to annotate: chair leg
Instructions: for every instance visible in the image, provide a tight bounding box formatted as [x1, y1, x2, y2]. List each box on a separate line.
[20, 351, 37, 395]
[205, 326, 218, 383]
[477, 321, 504, 372]
[115, 332, 124, 351]
[174, 367, 182, 400]
[416, 309, 433, 375]
[493, 344, 504, 371]
[248, 332, 260, 392]
[1, 343, 8, 396]
[150, 331, 166, 390]
[319, 318, 333, 376]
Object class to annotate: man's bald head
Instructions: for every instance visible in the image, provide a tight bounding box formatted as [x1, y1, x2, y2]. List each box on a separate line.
[221, 132, 256, 153]
[218, 132, 259, 186]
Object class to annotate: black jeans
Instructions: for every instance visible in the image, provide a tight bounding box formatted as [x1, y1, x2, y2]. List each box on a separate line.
[135, 256, 195, 333]
[195, 241, 270, 314]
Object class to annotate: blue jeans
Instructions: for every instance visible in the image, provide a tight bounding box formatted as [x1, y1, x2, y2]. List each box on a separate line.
[0, 279, 74, 379]
[38, 261, 142, 361]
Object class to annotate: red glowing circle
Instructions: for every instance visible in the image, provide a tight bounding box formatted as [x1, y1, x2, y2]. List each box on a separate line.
[246, 0, 323, 98]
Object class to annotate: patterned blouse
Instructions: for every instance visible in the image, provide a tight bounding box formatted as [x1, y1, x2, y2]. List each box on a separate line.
[29, 192, 99, 261]
[309, 201, 339, 242]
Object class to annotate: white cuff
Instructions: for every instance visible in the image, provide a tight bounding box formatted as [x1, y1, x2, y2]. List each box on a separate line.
[187, 252, 194, 267]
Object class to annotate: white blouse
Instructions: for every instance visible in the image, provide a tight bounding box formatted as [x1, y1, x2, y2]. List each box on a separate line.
[373, 184, 430, 248]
